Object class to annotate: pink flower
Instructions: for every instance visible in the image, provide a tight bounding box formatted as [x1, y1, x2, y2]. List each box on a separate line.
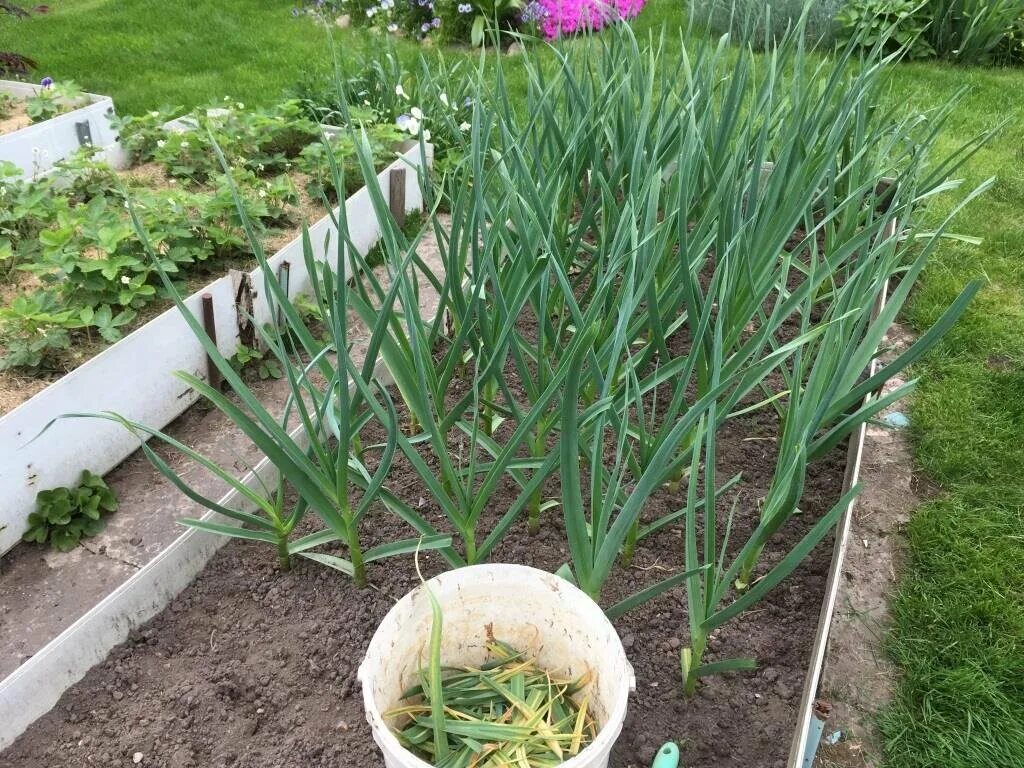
[536, 0, 643, 39]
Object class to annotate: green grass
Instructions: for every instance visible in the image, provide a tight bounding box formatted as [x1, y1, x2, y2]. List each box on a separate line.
[0, 0, 416, 114]
[4, 2, 1024, 765]
[878, 489, 1024, 767]
[875, 60, 1024, 768]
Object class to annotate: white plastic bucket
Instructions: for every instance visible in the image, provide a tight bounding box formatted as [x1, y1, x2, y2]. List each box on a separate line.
[358, 563, 635, 768]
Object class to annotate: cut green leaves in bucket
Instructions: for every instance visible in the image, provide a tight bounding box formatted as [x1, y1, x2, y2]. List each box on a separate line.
[385, 631, 598, 767]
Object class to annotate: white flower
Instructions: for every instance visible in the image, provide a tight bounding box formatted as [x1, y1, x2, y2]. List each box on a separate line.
[257, 163, 265, 171]
[0, 187, 6, 196]
[387, 22, 398, 32]
[181, 140, 189, 148]
[410, 106, 423, 120]
[169, 179, 176, 185]
[236, 102, 245, 110]
[459, 121, 471, 131]
[423, 129, 431, 141]
[150, 111, 160, 118]
[395, 84, 408, 99]
[123, 201, 130, 209]
[439, 93, 449, 108]
[156, 140, 166, 148]
[120, 275, 131, 285]
[404, 116, 420, 134]
[366, 6, 376, 16]
[259, 189, 267, 198]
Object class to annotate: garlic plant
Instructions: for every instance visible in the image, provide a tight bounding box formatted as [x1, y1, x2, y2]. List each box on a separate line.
[50, 14, 990, 698]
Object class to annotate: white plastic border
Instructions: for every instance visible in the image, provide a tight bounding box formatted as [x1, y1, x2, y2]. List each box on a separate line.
[0, 143, 430, 556]
[0, 80, 126, 177]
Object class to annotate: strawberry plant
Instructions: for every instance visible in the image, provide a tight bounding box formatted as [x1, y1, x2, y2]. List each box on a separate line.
[0, 293, 84, 371]
[25, 80, 87, 123]
[22, 471, 119, 552]
[1, 99, 398, 374]
[230, 342, 283, 380]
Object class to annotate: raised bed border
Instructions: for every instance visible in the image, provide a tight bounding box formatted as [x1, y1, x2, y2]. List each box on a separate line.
[0, 170, 901, 764]
[788, 219, 899, 768]
[0, 142, 431, 556]
[0, 79, 126, 177]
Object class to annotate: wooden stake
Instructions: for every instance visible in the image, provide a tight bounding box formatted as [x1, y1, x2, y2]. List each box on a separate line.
[389, 167, 406, 229]
[201, 294, 222, 390]
[277, 260, 291, 328]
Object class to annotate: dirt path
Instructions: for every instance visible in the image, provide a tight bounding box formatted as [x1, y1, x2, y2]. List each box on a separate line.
[815, 324, 921, 768]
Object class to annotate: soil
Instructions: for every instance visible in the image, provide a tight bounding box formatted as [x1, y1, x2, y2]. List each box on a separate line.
[814, 324, 923, 768]
[0, 100, 31, 136]
[0, 325, 847, 768]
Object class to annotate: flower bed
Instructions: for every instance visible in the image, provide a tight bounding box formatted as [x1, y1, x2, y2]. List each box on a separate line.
[296, 0, 647, 44]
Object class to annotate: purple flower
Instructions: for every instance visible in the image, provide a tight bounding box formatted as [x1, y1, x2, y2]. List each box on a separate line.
[520, 0, 546, 21]
[458, 2, 472, 12]
[40, 76, 54, 88]
[396, 113, 411, 129]
[292, 6, 301, 15]
[431, 16, 440, 27]
[421, 21, 431, 31]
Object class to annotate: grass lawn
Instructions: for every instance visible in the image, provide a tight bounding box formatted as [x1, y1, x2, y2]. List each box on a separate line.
[0, 0, 407, 114]
[876, 60, 1024, 768]
[3, 1, 1023, 765]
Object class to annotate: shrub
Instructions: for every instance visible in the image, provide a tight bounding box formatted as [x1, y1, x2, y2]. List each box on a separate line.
[836, 0, 935, 58]
[689, 0, 843, 46]
[836, 0, 1024, 63]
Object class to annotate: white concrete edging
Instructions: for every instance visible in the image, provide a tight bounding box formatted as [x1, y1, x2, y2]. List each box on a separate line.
[0, 80, 126, 177]
[0, 143, 431, 556]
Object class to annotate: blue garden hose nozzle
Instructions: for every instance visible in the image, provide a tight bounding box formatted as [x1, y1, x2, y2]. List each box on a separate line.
[651, 741, 680, 768]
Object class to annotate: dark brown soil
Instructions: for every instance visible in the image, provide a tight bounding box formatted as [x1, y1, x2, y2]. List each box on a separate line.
[0, 388, 842, 768]
[1, 227, 851, 768]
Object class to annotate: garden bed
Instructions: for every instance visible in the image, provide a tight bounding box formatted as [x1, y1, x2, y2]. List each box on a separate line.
[0, 305, 849, 768]
[0, 102, 427, 557]
[0, 79, 124, 177]
[0, 18, 979, 768]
